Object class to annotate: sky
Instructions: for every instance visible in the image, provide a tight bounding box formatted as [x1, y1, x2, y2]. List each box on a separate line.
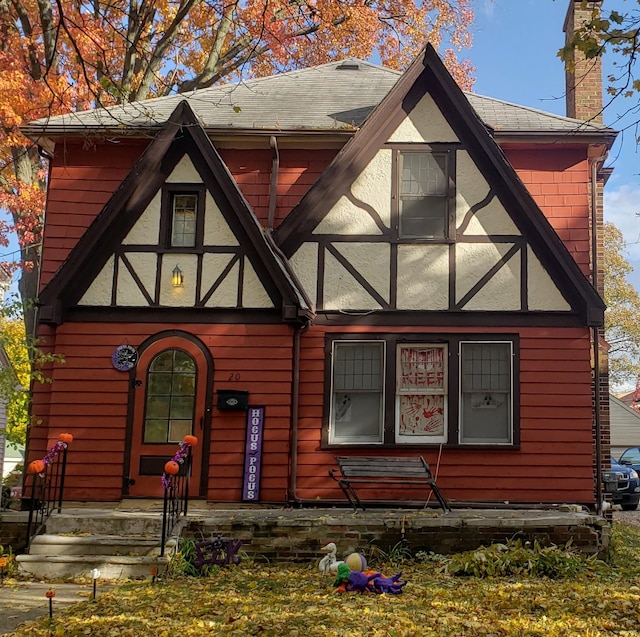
[469, 0, 640, 288]
[3, 0, 639, 297]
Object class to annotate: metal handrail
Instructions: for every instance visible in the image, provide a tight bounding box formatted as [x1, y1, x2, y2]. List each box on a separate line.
[160, 446, 191, 557]
[25, 444, 69, 549]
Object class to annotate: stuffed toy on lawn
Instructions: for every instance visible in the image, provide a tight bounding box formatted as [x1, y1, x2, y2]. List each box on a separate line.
[333, 563, 407, 595]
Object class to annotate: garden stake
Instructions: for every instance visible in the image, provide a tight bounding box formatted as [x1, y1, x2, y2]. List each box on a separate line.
[46, 589, 55, 635]
[0, 556, 7, 584]
[90, 568, 101, 601]
[150, 565, 158, 583]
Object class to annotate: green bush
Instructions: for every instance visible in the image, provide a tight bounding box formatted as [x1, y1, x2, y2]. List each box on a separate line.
[445, 538, 600, 578]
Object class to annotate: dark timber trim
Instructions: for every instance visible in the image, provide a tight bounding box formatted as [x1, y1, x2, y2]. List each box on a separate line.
[311, 310, 586, 328]
[38, 101, 311, 325]
[273, 44, 605, 327]
[453, 243, 521, 310]
[63, 307, 286, 324]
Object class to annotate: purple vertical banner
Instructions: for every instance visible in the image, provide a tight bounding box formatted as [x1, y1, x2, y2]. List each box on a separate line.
[242, 406, 264, 501]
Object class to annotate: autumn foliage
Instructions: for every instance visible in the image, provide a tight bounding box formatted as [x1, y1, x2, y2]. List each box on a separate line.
[0, 0, 475, 319]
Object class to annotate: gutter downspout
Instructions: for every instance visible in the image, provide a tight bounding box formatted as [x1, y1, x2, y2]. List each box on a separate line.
[591, 151, 607, 515]
[267, 136, 280, 232]
[288, 320, 310, 505]
[263, 134, 313, 504]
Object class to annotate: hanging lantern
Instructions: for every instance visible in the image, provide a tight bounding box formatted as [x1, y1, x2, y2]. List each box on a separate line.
[171, 265, 184, 287]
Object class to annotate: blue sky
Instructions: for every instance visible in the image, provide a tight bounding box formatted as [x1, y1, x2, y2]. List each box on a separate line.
[469, 0, 640, 289]
[4, 1, 639, 297]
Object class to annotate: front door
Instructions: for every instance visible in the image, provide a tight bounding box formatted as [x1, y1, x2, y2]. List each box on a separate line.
[128, 335, 210, 497]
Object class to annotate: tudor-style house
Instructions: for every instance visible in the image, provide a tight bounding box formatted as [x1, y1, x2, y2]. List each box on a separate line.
[22, 1, 615, 508]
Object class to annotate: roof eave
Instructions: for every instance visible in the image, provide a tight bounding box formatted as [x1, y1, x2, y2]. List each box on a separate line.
[24, 125, 619, 156]
[494, 129, 618, 147]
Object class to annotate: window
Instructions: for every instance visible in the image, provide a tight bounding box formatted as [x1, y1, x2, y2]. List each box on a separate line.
[171, 194, 198, 247]
[143, 349, 196, 443]
[161, 185, 205, 249]
[460, 342, 513, 444]
[329, 341, 384, 443]
[326, 336, 516, 447]
[399, 151, 449, 239]
[396, 344, 447, 443]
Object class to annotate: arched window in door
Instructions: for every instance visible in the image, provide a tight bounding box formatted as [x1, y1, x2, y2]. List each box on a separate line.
[143, 349, 196, 443]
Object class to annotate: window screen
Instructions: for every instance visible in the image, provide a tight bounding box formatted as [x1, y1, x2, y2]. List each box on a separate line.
[330, 341, 384, 443]
[460, 342, 512, 444]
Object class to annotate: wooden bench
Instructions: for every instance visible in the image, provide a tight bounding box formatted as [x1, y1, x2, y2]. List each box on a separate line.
[328, 456, 450, 513]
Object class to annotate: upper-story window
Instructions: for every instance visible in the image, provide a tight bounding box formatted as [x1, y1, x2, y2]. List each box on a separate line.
[397, 150, 451, 240]
[162, 185, 205, 249]
[171, 194, 198, 247]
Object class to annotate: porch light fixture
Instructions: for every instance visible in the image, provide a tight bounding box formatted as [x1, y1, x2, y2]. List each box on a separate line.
[171, 264, 184, 287]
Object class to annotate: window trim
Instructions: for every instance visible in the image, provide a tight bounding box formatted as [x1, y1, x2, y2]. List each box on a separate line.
[322, 333, 519, 449]
[328, 339, 385, 445]
[391, 145, 457, 243]
[395, 343, 448, 444]
[458, 340, 514, 446]
[160, 184, 206, 251]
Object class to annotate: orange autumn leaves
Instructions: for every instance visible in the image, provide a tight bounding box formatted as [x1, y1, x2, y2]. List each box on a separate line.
[0, 0, 475, 269]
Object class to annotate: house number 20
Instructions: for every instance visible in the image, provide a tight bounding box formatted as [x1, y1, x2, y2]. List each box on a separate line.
[228, 373, 240, 381]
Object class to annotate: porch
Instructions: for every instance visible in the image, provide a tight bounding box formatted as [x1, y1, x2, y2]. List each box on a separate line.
[7, 500, 610, 580]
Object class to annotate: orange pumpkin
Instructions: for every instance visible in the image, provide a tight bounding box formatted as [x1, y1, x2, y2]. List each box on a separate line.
[164, 460, 180, 475]
[45, 589, 56, 599]
[183, 435, 198, 447]
[59, 433, 73, 444]
[29, 459, 45, 474]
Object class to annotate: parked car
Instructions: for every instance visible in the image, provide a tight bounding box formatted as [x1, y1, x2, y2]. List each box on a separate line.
[611, 451, 640, 511]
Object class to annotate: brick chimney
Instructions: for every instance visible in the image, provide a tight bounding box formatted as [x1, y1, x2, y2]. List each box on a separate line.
[563, 0, 603, 123]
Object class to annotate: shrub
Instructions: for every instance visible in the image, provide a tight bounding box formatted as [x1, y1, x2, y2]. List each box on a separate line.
[445, 539, 599, 578]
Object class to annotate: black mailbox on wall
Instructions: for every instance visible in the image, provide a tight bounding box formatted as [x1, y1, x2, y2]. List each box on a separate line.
[217, 389, 249, 410]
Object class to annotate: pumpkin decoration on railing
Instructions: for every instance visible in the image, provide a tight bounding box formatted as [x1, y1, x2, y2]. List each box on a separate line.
[28, 433, 74, 475]
[28, 459, 45, 474]
[164, 461, 180, 475]
[161, 435, 198, 489]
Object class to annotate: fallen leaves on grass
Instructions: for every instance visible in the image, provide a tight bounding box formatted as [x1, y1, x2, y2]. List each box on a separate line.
[9, 523, 640, 637]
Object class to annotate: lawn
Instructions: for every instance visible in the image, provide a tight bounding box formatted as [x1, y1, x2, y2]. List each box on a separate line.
[8, 522, 640, 637]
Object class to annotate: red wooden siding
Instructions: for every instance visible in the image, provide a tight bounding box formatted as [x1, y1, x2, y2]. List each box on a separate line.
[41, 141, 146, 288]
[216, 148, 339, 228]
[294, 325, 595, 506]
[505, 146, 591, 277]
[41, 143, 337, 290]
[31, 321, 595, 505]
[30, 322, 294, 502]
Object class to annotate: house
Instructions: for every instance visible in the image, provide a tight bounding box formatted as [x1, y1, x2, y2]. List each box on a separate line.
[21, 1, 616, 508]
[610, 394, 640, 458]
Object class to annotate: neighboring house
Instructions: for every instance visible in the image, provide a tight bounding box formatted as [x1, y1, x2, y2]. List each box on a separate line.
[22, 1, 616, 508]
[1, 438, 24, 479]
[610, 394, 640, 458]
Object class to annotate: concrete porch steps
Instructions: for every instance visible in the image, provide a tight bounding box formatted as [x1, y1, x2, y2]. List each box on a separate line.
[15, 504, 610, 579]
[16, 508, 178, 580]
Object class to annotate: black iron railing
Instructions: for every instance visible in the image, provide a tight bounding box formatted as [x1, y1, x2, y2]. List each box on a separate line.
[160, 444, 192, 557]
[25, 438, 71, 549]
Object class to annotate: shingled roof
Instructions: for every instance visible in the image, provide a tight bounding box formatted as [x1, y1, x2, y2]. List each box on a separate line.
[22, 58, 616, 142]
